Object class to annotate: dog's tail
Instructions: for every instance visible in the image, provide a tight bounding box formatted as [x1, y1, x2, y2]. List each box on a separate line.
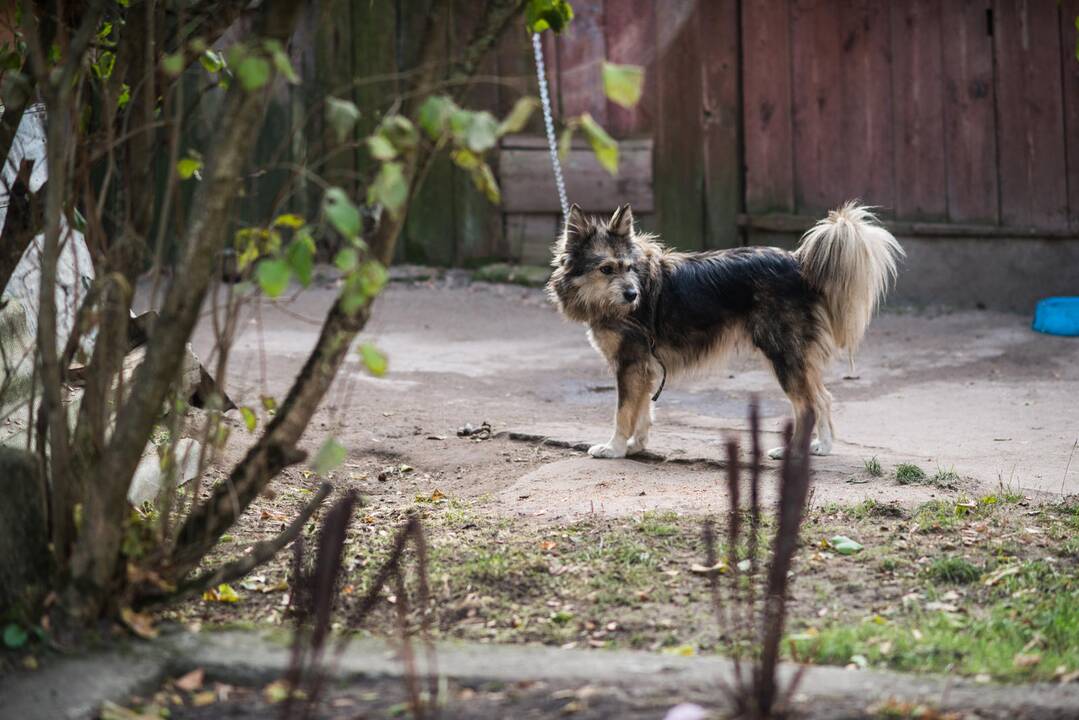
[794, 201, 904, 352]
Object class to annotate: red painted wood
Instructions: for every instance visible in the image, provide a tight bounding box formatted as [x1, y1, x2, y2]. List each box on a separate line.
[837, 0, 894, 213]
[791, 0, 844, 214]
[699, 0, 742, 249]
[654, 0, 705, 249]
[891, 0, 947, 220]
[993, 0, 1069, 230]
[556, 0, 607, 123]
[604, 0, 656, 137]
[1060, 0, 1079, 231]
[940, 0, 999, 224]
[742, 0, 794, 214]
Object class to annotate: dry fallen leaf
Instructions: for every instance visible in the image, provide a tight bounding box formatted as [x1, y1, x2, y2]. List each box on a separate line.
[174, 667, 204, 692]
[120, 607, 158, 639]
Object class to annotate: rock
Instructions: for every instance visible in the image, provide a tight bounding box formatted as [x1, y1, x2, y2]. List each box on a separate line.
[0, 446, 49, 619]
[127, 438, 203, 506]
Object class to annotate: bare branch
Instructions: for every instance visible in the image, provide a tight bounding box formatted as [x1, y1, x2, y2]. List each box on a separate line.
[140, 481, 333, 608]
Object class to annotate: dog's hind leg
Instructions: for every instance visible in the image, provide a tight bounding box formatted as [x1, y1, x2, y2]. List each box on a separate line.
[763, 344, 833, 459]
[590, 362, 652, 459]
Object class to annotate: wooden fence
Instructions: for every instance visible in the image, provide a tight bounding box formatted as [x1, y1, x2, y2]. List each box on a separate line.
[197, 0, 1079, 267]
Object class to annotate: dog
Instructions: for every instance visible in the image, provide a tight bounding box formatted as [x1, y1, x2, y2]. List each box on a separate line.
[546, 201, 903, 460]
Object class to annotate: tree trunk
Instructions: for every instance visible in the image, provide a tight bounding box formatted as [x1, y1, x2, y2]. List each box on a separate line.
[0, 447, 49, 621]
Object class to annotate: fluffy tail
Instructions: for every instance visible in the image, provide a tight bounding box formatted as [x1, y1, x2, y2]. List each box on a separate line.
[794, 202, 904, 352]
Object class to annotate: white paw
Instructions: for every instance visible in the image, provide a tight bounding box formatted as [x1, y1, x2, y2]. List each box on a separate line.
[810, 439, 831, 456]
[626, 438, 647, 456]
[588, 443, 626, 459]
[768, 446, 785, 460]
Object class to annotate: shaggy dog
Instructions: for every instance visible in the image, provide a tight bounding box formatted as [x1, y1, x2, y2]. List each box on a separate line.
[546, 202, 903, 459]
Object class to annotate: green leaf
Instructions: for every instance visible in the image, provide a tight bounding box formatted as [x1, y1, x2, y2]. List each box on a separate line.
[366, 134, 396, 161]
[3, 623, 28, 649]
[526, 0, 575, 34]
[313, 437, 346, 475]
[117, 83, 131, 110]
[357, 260, 388, 297]
[829, 535, 864, 555]
[93, 50, 117, 79]
[260, 395, 277, 413]
[558, 126, 575, 160]
[464, 111, 500, 153]
[256, 259, 290, 298]
[378, 115, 419, 153]
[470, 162, 501, 204]
[498, 96, 539, 135]
[162, 52, 184, 77]
[235, 55, 271, 91]
[358, 343, 388, 377]
[326, 96, 359, 143]
[176, 156, 203, 180]
[269, 45, 298, 84]
[367, 161, 408, 217]
[602, 62, 644, 109]
[272, 213, 305, 229]
[450, 148, 482, 171]
[578, 112, 618, 175]
[240, 407, 257, 431]
[334, 247, 359, 273]
[322, 187, 361, 239]
[200, 49, 225, 73]
[285, 235, 314, 287]
[417, 95, 457, 140]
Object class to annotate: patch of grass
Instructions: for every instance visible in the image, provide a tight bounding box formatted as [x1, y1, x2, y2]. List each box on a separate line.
[844, 499, 905, 520]
[924, 556, 981, 584]
[864, 456, 883, 477]
[894, 463, 926, 484]
[913, 500, 961, 532]
[796, 561, 1079, 681]
[928, 467, 961, 490]
[636, 511, 680, 538]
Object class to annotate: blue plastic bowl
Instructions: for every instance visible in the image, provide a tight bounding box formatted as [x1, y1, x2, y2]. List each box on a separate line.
[1033, 297, 1079, 337]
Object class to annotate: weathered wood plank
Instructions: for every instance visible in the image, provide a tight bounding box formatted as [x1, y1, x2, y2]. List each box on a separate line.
[499, 141, 654, 213]
[739, 212, 1079, 239]
[742, 0, 794, 214]
[891, 0, 947, 220]
[699, 0, 741, 249]
[556, 0, 607, 123]
[791, 0, 844, 214]
[993, 0, 1069, 230]
[654, 1, 704, 249]
[604, 0, 656, 137]
[1059, 0, 1079, 231]
[505, 213, 558, 265]
[940, 0, 998, 224]
[837, 0, 894, 212]
[450, 2, 504, 263]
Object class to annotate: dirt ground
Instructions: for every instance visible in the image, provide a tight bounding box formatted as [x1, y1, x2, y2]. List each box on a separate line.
[182, 269, 1079, 518]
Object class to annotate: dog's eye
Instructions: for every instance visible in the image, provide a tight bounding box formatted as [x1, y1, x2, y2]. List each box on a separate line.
[600, 266, 613, 275]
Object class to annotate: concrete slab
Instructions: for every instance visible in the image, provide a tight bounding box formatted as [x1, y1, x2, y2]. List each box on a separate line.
[145, 276, 1078, 519]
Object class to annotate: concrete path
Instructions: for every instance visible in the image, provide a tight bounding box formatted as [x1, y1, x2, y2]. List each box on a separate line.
[5, 630, 1079, 719]
[169, 276, 1078, 517]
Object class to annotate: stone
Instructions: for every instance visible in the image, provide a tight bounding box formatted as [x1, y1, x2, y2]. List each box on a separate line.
[0, 446, 49, 619]
[127, 437, 203, 507]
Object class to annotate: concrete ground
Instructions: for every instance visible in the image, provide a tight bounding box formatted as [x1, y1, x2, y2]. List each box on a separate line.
[7, 630, 1079, 720]
[179, 271, 1078, 518]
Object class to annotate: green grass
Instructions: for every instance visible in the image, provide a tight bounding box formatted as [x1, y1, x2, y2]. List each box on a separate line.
[928, 467, 961, 490]
[796, 561, 1079, 681]
[895, 463, 927, 484]
[864, 456, 883, 477]
[924, 556, 981, 584]
[636, 511, 681, 538]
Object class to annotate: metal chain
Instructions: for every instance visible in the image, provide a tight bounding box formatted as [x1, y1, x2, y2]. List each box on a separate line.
[531, 32, 569, 224]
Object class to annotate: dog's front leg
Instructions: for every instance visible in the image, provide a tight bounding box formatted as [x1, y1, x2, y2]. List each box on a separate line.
[589, 362, 650, 459]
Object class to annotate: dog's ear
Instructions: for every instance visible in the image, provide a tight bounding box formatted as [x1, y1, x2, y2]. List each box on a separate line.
[565, 204, 588, 236]
[608, 204, 634, 236]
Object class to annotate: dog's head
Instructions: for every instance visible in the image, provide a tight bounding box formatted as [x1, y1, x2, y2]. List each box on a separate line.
[547, 204, 642, 323]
